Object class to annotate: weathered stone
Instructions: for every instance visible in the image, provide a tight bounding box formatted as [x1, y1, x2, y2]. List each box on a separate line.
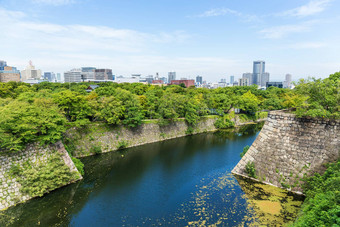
[232, 110, 340, 194]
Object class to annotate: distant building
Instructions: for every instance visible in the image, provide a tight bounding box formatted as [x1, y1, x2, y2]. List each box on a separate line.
[170, 79, 195, 88]
[21, 61, 42, 81]
[242, 73, 252, 85]
[81, 67, 96, 81]
[114, 75, 140, 83]
[196, 75, 203, 84]
[266, 82, 283, 89]
[252, 61, 270, 87]
[44, 72, 56, 82]
[230, 75, 234, 84]
[0, 60, 7, 70]
[0, 65, 20, 82]
[146, 75, 154, 84]
[168, 72, 176, 83]
[94, 69, 112, 80]
[260, 72, 270, 87]
[160, 77, 167, 84]
[56, 73, 61, 82]
[284, 74, 292, 88]
[238, 78, 249, 86]
[64, 68, 82, 83]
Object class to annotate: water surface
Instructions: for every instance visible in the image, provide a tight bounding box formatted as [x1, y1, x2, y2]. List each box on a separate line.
[0, 124, 303, 226]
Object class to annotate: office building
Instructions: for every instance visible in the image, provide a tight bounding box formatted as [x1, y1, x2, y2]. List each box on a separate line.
[64, 68, 82, 83]
[170, 79, 195, 88]
[168, 72, 176, 83]
[44, 72, 56, 82]
[21, 61, 42, 81]
[81, 67, 96, 81]
[56, 73, 61, 82]
[230, 75, 234, 84]
[145, 75, 154, 84]
[260, 72, 270, 87]
[266, 82, 283, 89]
[238, 78, 249, 86]
[0, 65, 20, 82]
[242, 73, 252, 85]
[196, 75, 203, 84]
[0, 60, 7, 70]
[94, 69, 112, 80]
[284, 74, 292, 88]
[251, 60, 270, 87]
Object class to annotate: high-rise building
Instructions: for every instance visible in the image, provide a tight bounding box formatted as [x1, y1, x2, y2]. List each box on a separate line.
[44, 72, 56, 82]
[81, 67, 96, 81]
[146, 75, 154, 84]
[284, 74, 292, 88]
[252, 60, 265, 85]
[56, 73, 61, 82]
[196, 75, 203, 84]
[21, 61, 42, 81]
[242, 73, 253, 85]
[0, 60, 7, 70]
[64, 68, 82, 83]
[168, 72, 176, 83]
[0, 65, 20, 82]
[94, 69, 112, 80]
[260, 72, 270, 87]
[230, 75, 234, 84]
[252, 60, 270, 87]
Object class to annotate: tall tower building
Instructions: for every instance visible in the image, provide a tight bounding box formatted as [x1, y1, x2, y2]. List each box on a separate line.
[168, 72, 176, 83]
[196, 75, 203, 84]
[230, 75, 234, 84]
[285, 74, 292, 88]
[252, 60, 265, 85]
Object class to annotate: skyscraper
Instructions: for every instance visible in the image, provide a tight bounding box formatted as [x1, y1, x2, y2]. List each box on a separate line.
[230, 75, 234, 84]
[196, 75, 203, 84]
[284, 74, 292, 88]
[168, 72, 176, 83]
[252, 61, 265, 85]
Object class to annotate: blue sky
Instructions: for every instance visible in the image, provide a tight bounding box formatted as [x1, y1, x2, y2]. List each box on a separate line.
[1, 0, 339, 82]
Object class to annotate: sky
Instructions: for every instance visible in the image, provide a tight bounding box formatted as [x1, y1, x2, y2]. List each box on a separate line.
[0, 0, 340, 82]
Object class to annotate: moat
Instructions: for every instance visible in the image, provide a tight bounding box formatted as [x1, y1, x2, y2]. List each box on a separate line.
[0, 124, 304, 226]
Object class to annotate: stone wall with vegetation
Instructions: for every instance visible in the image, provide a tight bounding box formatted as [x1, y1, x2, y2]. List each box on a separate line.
[64, 117, 218, 157]
[0, 142, 81, 211]
[232, 110, 340, 193]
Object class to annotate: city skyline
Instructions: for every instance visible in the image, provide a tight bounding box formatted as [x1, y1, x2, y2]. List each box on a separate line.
[1, 0, 340, 81]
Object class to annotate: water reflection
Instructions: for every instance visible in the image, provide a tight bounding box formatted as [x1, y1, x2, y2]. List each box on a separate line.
[0, 123, 303, 226]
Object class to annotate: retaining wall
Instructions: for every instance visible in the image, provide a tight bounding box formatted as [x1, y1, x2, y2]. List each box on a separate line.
[232, 110, 340, 193]
[0, 142, 81, 210]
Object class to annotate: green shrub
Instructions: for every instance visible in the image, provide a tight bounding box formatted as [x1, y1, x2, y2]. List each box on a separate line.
[293, 160, 340, 226]
[9, 163, 22, 176]
[9, 153, 80, 197]
[117, 140, 128, 149]
[71, 157, 84, 175]
[214, 116, 235, 129]
[185, 126, 194, 135]
[240, 145, 250, 158]
[245, 161, 257, 179]
[91, 145, 102, 154]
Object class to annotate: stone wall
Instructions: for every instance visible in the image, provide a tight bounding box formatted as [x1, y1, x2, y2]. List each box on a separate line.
[65, 117, 218, 157]
[0, 141, 81, 211]
[232, 110, 340, 193]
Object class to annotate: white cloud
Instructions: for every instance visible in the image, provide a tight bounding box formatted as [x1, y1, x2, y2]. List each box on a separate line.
[259, 21, 317, 39]
[196, 8, 260, 23]
[31, 0, 75, 6]
[280, 0, 333, 17]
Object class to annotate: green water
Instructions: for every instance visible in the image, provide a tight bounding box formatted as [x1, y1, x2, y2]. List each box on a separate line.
[0, 124, 304, 226]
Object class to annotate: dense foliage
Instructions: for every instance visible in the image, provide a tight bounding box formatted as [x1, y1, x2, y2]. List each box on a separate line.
[0, 72, 338, 152]
[293, 160, 340, 226]
[9, 153, 80, 197]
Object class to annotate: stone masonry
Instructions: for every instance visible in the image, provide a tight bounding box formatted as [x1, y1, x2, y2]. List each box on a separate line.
[0, 141, 81, 210]
[232, 110, 340, 193]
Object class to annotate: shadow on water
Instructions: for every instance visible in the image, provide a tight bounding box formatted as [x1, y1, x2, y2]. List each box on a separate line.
[0, 122, 303, 226]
